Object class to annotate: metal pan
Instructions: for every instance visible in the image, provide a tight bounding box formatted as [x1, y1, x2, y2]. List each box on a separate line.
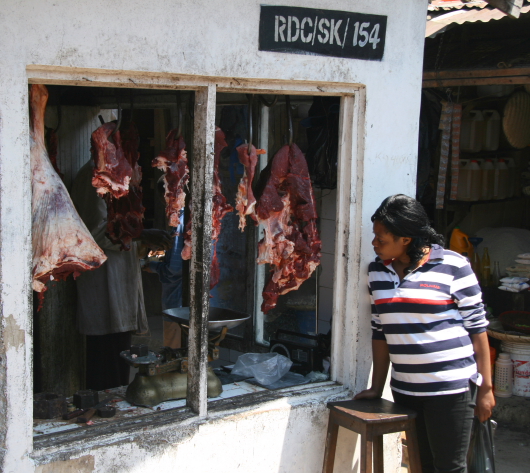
[162, 307, 250, 331]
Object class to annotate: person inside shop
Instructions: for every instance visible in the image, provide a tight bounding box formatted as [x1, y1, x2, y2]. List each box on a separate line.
[142, 179, 185, 349]
[355, 194, 494, 473]
[71, 160, 173, 391]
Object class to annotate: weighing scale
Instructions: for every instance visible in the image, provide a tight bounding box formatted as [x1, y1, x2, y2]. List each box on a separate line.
[120, 307, 250, 407]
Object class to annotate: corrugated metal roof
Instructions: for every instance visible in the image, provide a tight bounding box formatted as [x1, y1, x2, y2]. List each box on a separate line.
[426, 3, 530, 37]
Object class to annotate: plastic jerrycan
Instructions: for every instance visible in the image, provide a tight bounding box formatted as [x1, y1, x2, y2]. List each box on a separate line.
[482, 110, 501, 151]
[494, 159, 509, 200]
[468, 160, 482, 201]
[460, 110, 484, 153]
[481, 159, 494, 200]
[456, 159, 470, 201]
[450, 228, 473, 258]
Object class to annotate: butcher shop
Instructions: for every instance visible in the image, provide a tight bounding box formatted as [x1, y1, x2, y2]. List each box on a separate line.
[0, 1, 427, 472]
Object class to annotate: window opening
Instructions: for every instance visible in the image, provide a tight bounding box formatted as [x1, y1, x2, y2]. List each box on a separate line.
[30, 82, 340, 440]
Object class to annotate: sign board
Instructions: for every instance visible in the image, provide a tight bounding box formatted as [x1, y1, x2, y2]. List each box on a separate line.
[259, 5, 387, 61]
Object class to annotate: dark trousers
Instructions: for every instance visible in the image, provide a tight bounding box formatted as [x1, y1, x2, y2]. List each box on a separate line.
[392, 383, 476, 473]
[86, 331, 132, 391]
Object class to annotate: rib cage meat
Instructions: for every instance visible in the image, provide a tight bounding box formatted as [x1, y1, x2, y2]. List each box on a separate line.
[104, 121, 145, 251]
[30, 84, 107, 305]
[256, 143, 321, 314]
[152, 129, 189, 227]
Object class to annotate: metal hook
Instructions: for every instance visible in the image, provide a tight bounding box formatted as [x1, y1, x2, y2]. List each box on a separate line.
[110, 94, 122, 138]
[258, 95, 278, 108]
[286, 95, 293, 146]
[247, 94, 254, 153]
[129, 90, 135, 123]
[176, 91, 183, 137]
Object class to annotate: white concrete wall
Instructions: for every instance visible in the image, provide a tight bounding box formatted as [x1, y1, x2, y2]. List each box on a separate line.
[0, 1, 427, 471]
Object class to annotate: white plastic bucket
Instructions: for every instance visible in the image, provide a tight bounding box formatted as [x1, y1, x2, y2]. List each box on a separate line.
[501, 341, 530, 397]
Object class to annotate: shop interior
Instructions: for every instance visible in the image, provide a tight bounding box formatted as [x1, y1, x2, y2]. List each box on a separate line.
[420, 5, 530, 422]
[31, 84, 338, 436]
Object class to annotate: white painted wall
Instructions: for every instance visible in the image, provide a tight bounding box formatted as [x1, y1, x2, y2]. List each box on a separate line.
[0, 1, 427, 471]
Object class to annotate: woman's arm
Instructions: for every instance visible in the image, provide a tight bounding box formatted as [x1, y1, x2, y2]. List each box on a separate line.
[354, 339, 390, 399]
[471, 331, 495, 422]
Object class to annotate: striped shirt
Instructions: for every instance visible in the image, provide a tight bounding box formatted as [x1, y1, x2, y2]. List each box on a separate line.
[369, 244, 487, 396]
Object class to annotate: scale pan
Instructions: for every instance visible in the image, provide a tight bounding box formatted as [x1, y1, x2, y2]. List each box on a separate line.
[162, 307, 250, 331]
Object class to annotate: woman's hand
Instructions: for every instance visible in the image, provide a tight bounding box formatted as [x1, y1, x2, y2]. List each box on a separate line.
[354, 387, 383, 400]
[475, 385, 495, 422]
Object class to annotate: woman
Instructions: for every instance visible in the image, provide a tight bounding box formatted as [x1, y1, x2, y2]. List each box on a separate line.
[355, 195, 494, 473]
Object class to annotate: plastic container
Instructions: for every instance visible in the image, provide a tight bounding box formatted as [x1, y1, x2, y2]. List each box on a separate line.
[482, 247, 491, 286]
[456, 159, 471, 201]
[461, 111, 485, 153]
[494, 352, 513, 398]
[501, 341, 530, 397]
[505, 157, 516, 198]
[468, 160, 482, 201]
[481, 159, 495, 200]
[449, 228, 473, 257]
[494, 159, 509, 200]
[482, 110, 501, 151]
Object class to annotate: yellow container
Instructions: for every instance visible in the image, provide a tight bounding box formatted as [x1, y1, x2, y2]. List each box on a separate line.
[450, 228, 473, 258]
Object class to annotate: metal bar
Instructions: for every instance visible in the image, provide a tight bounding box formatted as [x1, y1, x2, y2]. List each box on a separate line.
[187, 84, 216, 416]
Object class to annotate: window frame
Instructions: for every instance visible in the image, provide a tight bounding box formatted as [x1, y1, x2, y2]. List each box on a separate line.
[26, 65, 365, 421]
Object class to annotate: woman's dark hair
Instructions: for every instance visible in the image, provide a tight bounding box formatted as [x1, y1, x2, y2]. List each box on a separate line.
[371, 194, 444, 273]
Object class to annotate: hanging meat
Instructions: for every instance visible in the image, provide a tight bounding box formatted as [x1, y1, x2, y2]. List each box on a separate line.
[152, 129, 189, 227]
[181, 127, 233, 290]
[104, 121, 145, 250]
[234, 144, 267, 231]
[30, 84, 107, 306]
[91, 122, 132, 199]
[45, 127, 64, 180]
[255, 143, 321, 313]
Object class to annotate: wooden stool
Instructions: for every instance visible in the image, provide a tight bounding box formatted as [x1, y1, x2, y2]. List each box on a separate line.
[322, 398, 422, 473]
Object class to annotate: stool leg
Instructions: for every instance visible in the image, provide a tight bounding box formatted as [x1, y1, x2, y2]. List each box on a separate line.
[373, 435, 384, 473]
[405, 424, 422, 473]
[360, 432, 373, 473]
[322, 415, 340, 473]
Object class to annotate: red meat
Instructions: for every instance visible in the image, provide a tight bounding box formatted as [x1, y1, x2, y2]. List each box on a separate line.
[181, 127, 232, 290]
[105, 121, 145, 251]
[256, 143, 321, 313]
[91, 122, 132, 199]
[30, 84, 107, 308]
[235, 144, 259, 231]
[152, 129, 189, 227]
[45, 128, 64, 180]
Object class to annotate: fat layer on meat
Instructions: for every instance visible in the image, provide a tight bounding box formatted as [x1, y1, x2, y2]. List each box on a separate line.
[30, 84, 107, 299]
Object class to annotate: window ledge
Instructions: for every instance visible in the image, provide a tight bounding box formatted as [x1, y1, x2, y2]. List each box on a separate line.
[31, 381, 347, 464]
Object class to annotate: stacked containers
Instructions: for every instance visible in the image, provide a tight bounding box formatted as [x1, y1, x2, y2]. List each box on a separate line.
[460, 111, 485, 153]
[456, 159, 470, 201]
[483, 110, 501, 151]
[494, 158, 509, 200]
[468, 160, 482, 201]
[481, 159, 495, 200]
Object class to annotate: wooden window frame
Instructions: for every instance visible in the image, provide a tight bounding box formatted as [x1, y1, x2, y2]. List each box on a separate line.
[27, 65, 365, 419]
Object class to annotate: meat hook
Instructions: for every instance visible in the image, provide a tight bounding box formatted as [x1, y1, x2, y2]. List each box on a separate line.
[188, 93, 195, 119]
[175, 91, 183, 137]
[129, 90, 135, 123]
[258, 95, 278, 108]
[286, 95, 293, 146]
[110, 94, 122, 139]
[247, 94, 255, 153]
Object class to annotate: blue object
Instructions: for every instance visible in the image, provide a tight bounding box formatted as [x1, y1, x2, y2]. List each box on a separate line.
[149, 210, 185, 311]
